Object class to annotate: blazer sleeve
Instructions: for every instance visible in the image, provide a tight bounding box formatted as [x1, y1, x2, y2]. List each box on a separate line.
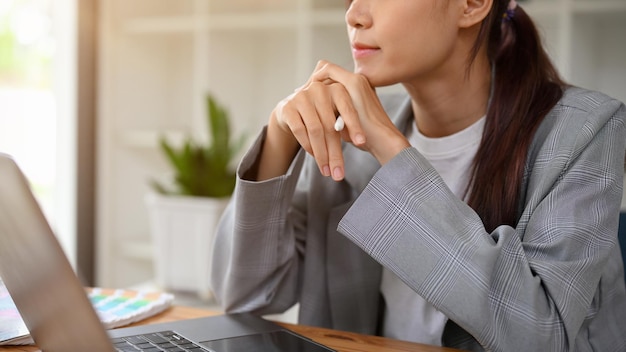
[210, 127, 307, 315]
[338, 94, 626, 351]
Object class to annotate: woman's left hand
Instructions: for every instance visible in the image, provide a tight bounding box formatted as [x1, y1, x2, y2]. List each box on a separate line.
[309, 60, 410, 165]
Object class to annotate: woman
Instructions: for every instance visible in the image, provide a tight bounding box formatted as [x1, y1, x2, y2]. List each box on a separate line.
[210, 0, 626, 350]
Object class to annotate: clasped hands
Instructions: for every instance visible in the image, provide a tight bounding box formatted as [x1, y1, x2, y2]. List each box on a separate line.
[270, 60, 410, 181]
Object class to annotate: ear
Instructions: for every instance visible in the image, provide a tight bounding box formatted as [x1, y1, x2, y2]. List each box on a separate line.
[458, 0, 493, 28]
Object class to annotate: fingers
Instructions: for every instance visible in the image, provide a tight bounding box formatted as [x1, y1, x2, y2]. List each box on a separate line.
[279, 81, 346, 181]
[295, 60, 333, 92]
[273, 60, 377, 181]
[304, 83, 344, 180]
[311, 61, 367, 147]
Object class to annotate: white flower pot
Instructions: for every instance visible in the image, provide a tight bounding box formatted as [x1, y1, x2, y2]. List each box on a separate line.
[145, 193, 229, 300]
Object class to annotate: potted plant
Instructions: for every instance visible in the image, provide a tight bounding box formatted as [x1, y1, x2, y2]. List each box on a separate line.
[145, 94, 245, 300]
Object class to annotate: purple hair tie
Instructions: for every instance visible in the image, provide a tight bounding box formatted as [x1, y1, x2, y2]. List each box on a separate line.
[503, 0, 518, 22]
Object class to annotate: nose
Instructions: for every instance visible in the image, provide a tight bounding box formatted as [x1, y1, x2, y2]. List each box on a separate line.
[345, 0, 372, 29]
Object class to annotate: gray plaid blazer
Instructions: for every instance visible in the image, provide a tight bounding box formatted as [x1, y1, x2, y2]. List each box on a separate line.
[211, 87, 626, 351]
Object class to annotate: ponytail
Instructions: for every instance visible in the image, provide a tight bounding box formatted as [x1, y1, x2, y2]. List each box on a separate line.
[466, 1, 566, 232]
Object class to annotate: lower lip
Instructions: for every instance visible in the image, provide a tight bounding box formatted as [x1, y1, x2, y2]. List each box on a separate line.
[352, 48, 378, 59]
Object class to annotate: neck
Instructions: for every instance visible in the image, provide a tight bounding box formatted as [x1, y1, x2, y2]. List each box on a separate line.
[403, 49, 492, 138]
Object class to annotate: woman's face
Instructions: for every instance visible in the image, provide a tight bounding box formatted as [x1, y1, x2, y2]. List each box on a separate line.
[346, 0, 465, 87]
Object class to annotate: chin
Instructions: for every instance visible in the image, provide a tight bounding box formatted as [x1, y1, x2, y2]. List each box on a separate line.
[354, 66, 399, 88]
[356, 71, 397, 88]
[371, 78, 401, 88]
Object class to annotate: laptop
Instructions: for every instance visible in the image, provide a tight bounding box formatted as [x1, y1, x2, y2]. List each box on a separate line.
[0, 153, 335, 352]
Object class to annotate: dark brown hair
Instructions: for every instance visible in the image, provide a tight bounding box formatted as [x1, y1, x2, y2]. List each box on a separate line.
[466, 1, 566, 232]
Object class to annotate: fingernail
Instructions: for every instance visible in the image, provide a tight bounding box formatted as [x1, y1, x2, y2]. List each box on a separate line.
[332, 167, 344, 181]
[323, 165, 331, 177]
[355, 133, 366, 145]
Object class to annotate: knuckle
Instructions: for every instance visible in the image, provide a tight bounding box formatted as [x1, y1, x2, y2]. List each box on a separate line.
[305, 81, 325, 91]
[290, 122, 306, 136]
[335, 96, 356, 116]
[328, 154, 344, 165]
[278, 105, 297, 123]
[307, 124, 324, 138]
[316, 59, 329, 68]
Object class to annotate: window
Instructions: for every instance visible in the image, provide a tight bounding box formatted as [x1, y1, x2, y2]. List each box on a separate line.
[0, 0, 76, 265]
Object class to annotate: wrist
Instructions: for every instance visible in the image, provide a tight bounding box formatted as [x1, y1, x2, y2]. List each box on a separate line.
[255, 112, 300, 181]
[371, 131, 411, 165]
[267, 111, 299, 153]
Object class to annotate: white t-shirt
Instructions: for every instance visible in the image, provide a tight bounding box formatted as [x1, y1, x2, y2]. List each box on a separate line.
[381, 116, 486, 345]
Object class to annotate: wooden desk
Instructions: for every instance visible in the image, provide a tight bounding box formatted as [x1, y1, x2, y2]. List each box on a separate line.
[0, 306, 463, 352]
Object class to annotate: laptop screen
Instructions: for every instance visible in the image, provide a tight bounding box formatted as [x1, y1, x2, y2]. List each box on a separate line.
[201, 330, 334, 352]
[0, 154, 115, 352]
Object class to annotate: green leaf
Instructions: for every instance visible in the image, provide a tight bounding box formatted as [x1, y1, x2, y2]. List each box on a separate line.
[150, 94, 246, 198]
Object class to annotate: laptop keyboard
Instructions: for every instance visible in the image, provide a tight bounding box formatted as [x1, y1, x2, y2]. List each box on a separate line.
[112, 330, 208, 351]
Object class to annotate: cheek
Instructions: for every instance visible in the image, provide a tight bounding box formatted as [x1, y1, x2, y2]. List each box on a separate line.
[355, 7, 458, 86]
[385, 22, 458, 78]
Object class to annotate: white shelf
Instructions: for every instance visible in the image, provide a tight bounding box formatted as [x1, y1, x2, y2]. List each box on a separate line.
[205, 13, 299, 30]
[124, 9, 346, 34]
[117, 240, 153, 262]
[124, 17, 197, 34]
[125, 14, 299, 33]
[522, 2, 561, 16]
[523, 0, 626, 16]
[116, 130, 188, 149]
[310, 9, 346, 26]
[573, 1, 626, 13]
